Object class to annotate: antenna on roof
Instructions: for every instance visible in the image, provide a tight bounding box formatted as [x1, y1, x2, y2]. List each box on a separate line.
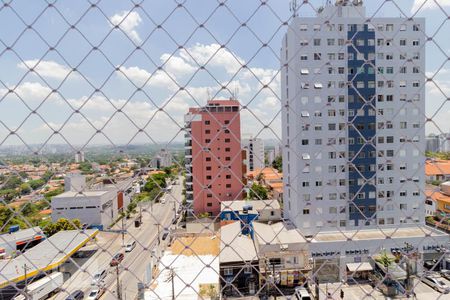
[289, 0, 299, 17]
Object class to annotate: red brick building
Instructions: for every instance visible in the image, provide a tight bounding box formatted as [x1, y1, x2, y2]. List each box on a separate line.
[184, 100, 244, 216]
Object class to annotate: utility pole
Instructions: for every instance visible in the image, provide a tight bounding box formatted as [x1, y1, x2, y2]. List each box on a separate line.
[272, 262, 277, 300]
[116, 265, 122, 300]
[154, 223, 160, 245]
[121, 209, 125, 247]
[23, 264, 30, 296]
[164, 268, 175, 300]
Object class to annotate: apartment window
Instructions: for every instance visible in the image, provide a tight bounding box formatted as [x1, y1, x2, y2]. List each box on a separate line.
[302, 181, 309, 187]
[329, 207, 337, 214]
[206, 157, 211, 162]
[399, 81, 406, 88]
[300, 24, 308, 31]
[226, 175, 231, 179]
[300, 54, 308, 61]
[327, 38, 335, 46]
[400, 66, 406, 74]
[400, 39, 406, 46]
[225, 138, 230, 143]
[386, 24, 394, 31]
[224, 268, 233, 276]
[225, 157, 231, 161]
[314, 39, 321, 46]
[226, 184, 231, 188]
[303, 209, 310, 215]
[413, 24, 420, 31]
[400, 24, 407, 31]
[205, 120, 210, 125]
[302, 139, 309, 145]
[412, 81, 420, 87]
[413, 40, 420, 46]
[225, 147, 230, 152]
[314, 53, 321, 60]
[206, 166, 212, 171]
[413, 67, 420, 73]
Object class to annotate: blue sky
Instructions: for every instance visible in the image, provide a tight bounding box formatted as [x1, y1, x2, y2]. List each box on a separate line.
[0, 0, 449, 149]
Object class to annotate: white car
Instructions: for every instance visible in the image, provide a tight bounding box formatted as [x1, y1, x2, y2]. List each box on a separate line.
[294, 287, 312, 300]
[91, 269, 107, 286]
[86, 288, 103, 300]
[422, 275, 450, 293]
[125, 240, 136, 252]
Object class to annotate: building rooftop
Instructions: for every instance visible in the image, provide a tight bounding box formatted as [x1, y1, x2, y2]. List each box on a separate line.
[220, 221, 258, 263]
[312, 226, 445, 242]
[220, 199, 281, 213]
[246, 167, 282, 181]
[0, 227, 43, 246]
[426, 160, 450, 176]
[53, 190, 109, 198]
[0, 229, 98, 288]
[252, 221, 306, 246]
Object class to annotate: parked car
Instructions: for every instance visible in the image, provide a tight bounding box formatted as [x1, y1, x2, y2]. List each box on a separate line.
[65, 290, 84, 300]
[422, 275, 450, 293]
[110, 253, 125, 266]
[86, 288, 104, 300]
[162, 232, 169, 241]
[294, 287, 312, 300]
[424, 260, 440, 270]
[91, 269, 107, 285]
[441, 269, 450, 280]
[125, 241, 136, 252]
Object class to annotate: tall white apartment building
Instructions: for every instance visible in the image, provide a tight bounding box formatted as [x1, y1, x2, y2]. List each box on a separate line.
[281, 2, 426, 236]
[242, 136, 265, 171]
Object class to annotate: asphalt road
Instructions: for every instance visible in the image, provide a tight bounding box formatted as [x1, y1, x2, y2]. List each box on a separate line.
[52, 176, 183, 300]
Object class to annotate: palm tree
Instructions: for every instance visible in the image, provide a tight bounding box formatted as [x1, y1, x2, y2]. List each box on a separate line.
[376, 250, 395, 271]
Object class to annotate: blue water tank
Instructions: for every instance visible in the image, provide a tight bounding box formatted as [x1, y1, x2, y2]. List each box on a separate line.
[9, 225, 20, 233]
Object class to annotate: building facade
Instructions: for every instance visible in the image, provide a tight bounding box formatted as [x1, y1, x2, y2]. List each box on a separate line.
[184, 100, 244, 216]
[151, 149, 173, 169]
[242, 136, 265, 172]
[282, 3, 425, 235]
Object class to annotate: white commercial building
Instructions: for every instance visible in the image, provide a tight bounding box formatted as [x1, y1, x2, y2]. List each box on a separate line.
[281, 0, 448, 271]
[151, 149, 173, 169]
[242, 136, 265, 171]
[52, 177, 131, 229]
[74, 151, 85, 163]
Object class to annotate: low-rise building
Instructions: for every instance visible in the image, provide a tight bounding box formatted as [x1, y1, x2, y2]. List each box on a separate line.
[0, 227, 44, 258]
[252, 222, 311, 289]
[425, 159, 450, 182]
[220, 199, 282, 224]
[51, 177, 132, 229]
[220, 222, 259, 296]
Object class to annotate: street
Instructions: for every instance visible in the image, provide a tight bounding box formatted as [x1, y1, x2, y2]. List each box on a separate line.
[52, 176, 183, 300]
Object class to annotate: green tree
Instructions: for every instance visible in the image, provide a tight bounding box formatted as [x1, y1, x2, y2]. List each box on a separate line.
[0, 205, 13, 230]
[272, 155, 282, 172]
[43, 218, 82, 236]
[20, 202, 37, 216]
[20, 183, 31, 195]
[2, 176, 22, 190]
[28, 179, 45, 190]
[375, 250, 395, 269]
[0, 189, 20, 202]
[248, 183, 268, 200]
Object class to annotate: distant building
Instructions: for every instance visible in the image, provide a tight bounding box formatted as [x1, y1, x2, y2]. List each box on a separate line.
[52, 177, 132, 228]
[74, 151, 85, 163]
[426, 182, 450, 216]
[266, 149, 275, 166]
[426, 134, 441, 152]
[64, 174, 87, 192]
[150, 149, 172, 169]
[242, 136, 265, 171]
[184, 100, 244, 216]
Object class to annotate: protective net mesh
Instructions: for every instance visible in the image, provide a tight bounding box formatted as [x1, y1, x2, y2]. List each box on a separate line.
[0, 0, 449, 299]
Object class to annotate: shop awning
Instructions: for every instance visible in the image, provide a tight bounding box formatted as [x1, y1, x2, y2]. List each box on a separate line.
[346, 262, 373, 272]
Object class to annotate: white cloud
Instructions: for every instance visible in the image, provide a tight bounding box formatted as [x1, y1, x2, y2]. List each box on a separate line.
[179, 43, 244, 75]
[411, 0, 450, 13]
[160, 53, 196, 76]
[0, 82, 62, 105]
[117, 66, 177, 90]
[17, 60, 76, 80]
[110, 11, 142, 43]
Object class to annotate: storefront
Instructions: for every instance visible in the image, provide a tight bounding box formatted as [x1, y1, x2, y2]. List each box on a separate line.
[346, 262, 373, 281]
